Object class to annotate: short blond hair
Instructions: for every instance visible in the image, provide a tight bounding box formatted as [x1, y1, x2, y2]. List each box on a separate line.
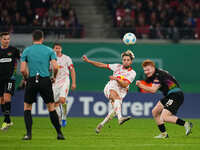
[121, 50, 135, 60]
[142, 59, 155, 67]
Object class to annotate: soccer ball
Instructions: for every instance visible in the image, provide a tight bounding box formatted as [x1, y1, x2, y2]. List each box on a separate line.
[123, 33, 136, 45]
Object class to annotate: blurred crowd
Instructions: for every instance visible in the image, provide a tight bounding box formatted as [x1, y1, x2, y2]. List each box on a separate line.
[107, 0, 200, 40]
[0, 0, 84, 38]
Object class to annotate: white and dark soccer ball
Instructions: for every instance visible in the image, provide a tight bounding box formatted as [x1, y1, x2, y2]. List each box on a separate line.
[122, 32, 136, 45]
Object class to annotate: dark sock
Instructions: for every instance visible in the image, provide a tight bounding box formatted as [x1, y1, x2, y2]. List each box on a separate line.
[158, 124, 166, 133]
[1, 104, 7, 122]
[24, 110, 32, 136]
[176, 118, 185, 126]
[5, 102, 11, 123]
[49, 110, 62, 135]
[1, 104, 6, 113]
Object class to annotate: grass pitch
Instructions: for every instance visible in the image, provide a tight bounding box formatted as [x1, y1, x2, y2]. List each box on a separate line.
[0, 117, 199, 150]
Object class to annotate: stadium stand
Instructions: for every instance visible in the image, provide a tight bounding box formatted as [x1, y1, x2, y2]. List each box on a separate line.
[0, 0, 84, 38]
[106, 0, 200, 40]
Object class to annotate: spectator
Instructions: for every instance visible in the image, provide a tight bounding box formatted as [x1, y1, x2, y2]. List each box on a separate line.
[0, 0, 84, 38]
[106, 0, 200, 40]
[136, 14, 150, 39]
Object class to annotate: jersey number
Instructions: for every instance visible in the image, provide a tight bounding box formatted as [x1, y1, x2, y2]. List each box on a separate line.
[166, 99, 173, 107]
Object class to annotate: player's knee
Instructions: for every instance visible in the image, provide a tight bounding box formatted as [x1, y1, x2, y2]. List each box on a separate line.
[109, 94, 115, 101]
[3, 94, 11, 102]
[59, 98, 66, 104]
[24, 103, 32, 110]
[47, 103, 55, 111]
[152, 108, 158, 117]
[54, 102, 59, 107]
[160, 114, 167, 122]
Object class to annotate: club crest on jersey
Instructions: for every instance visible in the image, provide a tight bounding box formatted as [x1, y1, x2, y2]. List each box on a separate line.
[7, 52, 12, 56]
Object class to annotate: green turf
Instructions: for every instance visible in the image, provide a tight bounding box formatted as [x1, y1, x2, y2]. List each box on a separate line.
[0, 117, 199, 150]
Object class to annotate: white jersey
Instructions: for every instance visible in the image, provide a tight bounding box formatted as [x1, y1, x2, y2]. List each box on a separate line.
[53, 54, 73, 101]
[54, 54, 73, 87]
[104, 64, 136, 99]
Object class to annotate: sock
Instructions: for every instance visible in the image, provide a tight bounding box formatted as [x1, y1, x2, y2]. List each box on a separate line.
[1, 104, 6, 113]
[158, 124, 166, 133]
[176, 118, 185, 126]
[113, 100, 122, 120]
[101, 108, 115, 126]
[24, 110, 32, 136]
[4, 102, 11, 123]
[1, 104, 7, 122]
[100, 101, 115, 126]
[61, 103, 67, 120]
[55, 106, 62, 121]
[49, 110, 62, 135]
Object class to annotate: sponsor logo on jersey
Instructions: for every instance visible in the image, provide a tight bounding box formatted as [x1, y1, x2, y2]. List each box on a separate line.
[59, 65, 64, 69]
[0, 58, 12, 63]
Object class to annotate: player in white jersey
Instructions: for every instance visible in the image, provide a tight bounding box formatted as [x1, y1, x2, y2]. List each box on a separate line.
[53, 43, 76, 127]
[82, 50, 136, 133]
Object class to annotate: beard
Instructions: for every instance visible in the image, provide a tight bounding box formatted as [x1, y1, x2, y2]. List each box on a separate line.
[124, 65, 131, 69]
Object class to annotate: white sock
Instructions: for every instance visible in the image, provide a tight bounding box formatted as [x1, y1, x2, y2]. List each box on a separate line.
[101, 109, 115, 126]
[113, 100, 122, 120]
[55, 106, 62, 119]
[100, 101, 115, 126]
[61, 103, 67, 120]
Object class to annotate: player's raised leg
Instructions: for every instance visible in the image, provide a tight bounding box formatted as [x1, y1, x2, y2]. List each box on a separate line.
[109, 90, 131, 125]
[96, 100, 115, 133]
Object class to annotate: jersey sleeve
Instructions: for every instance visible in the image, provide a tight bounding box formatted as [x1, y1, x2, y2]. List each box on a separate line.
[50, 50, 57, 61]
[107, 64, 119, 71]
[66, 56, 74, 70]
[153, 72, 161, 85]
[21, 49, 28, 62]
[153, 78, 161, 85]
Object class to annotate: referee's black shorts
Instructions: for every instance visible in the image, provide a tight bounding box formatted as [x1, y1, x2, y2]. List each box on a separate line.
[24, 76, 54, 104]
[160, 91, 184, 115]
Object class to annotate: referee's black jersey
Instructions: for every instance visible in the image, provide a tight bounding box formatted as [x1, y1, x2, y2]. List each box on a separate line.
[0, 46, 20, 80]
[146, 68, 181, 96]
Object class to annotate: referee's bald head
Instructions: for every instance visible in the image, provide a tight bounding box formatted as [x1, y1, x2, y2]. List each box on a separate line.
[32, 30, 44, 42]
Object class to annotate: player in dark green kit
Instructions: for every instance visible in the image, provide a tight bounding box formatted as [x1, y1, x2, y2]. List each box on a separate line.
[136, 59, 192, 138]
[20, 30, 65, 140]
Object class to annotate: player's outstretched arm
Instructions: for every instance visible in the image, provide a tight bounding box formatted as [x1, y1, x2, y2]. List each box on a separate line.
[109, 76, 130, 88]
[136, 80, 160, 93]
[82, 55, 107, 69]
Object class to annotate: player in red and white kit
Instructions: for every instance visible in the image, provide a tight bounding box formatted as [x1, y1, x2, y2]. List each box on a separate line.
[82, 50, 136, 133]
[53, 43, 76, 127]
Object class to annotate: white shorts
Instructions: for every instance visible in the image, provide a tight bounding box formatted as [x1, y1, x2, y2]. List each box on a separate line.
[53, 79, 70, 102]
[104, 80, 127, 100]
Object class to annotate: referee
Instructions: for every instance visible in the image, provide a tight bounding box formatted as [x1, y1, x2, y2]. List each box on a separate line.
[20, 30, 65, 140]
